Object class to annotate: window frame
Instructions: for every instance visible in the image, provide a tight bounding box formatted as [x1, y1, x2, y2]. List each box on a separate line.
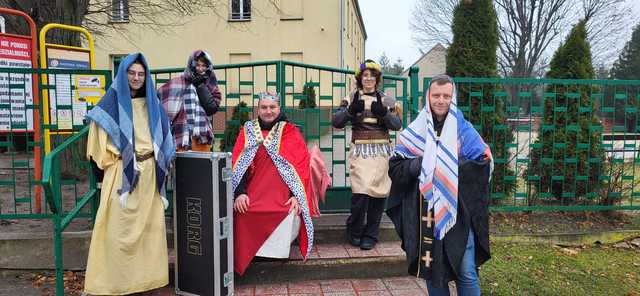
[229, 0, 252, 22]
[110, 0, 130, 23]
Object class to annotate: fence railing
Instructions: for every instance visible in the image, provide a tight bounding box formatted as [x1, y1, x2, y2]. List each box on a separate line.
[0, 67, 110, 219]
[41, 125, 97, 295]
[414, 74, 640, 211]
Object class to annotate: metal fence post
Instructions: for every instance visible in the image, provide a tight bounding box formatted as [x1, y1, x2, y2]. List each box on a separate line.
[409, 66, 420, 121]
[276, 60, 285, 103]
[54, 213, 64, 296]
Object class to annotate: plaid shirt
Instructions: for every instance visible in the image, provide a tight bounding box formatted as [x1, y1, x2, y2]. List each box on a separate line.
[158, 76, 214, 150]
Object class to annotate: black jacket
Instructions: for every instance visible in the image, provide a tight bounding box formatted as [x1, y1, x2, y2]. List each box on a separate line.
[386, 155, 491, 287]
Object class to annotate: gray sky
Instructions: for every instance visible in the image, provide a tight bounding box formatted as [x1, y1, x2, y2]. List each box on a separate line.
[360, 0, 640, 70]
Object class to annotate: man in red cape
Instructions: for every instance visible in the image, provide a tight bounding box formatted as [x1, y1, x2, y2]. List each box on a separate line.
[231, 91, 314, 275]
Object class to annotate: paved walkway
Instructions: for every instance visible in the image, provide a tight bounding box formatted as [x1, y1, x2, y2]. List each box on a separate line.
[236, 277, 429, 296]
[1, 273, 457, 295]
[130, 276, 432, 296]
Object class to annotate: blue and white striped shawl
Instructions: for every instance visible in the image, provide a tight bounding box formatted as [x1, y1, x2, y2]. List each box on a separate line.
[395, 82, 491, 239]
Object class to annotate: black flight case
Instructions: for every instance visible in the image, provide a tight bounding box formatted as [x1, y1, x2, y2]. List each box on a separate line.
[173, 151, 234, 296]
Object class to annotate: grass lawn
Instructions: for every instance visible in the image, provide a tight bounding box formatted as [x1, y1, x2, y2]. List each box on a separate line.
[480, 240, 640, 295]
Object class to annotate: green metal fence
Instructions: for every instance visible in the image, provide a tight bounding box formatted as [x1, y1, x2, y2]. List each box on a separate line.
[0, 67, 108, 295]
[0, 67, 41, 219]
[42, 126, 96, 295]
[5, 62, 638, 221]
[413, 73, 640, 211]
[151, 60, 409, 213]
[0, 67, 109, 220]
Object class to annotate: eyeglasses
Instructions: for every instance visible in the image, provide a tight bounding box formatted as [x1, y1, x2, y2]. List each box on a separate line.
[127, 70, 146, 78]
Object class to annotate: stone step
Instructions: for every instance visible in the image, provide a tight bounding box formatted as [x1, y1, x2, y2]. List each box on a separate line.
[238, 241, 408, 285]
[168, 240, 408, 286]
[312, 213, 400, 244]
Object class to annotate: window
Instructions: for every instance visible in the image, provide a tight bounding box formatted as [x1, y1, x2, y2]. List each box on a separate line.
[111, 55, 126, 76]
[230, 0, 251, 21]
[111, 0, 129, 22]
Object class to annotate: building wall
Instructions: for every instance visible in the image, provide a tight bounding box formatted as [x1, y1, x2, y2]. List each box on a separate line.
[343, 0, 366, 69]
[402, 44, 447, 94]
[91, 0, 364, 73]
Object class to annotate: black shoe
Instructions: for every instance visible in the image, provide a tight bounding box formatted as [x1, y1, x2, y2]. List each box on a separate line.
[348, 236, 361, 247]
[360, 238, 376, 250]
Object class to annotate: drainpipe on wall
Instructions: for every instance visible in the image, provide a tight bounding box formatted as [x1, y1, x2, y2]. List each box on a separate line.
[339, 0, 345, 97]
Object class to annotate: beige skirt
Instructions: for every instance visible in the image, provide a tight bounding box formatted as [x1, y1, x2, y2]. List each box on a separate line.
[348, 144, 392, 198]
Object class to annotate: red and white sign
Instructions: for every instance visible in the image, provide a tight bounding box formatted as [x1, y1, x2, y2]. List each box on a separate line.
[0, 35, 33, 132]
[0, 35, 31, 61]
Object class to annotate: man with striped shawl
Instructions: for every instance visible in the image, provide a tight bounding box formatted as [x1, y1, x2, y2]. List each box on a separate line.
[387, 74, 493, 296]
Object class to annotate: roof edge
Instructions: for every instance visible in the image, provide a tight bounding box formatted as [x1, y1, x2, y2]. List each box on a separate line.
[353, 0, 367, 40]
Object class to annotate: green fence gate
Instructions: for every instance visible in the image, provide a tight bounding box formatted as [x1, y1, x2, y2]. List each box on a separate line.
[150, 60, 408, 213]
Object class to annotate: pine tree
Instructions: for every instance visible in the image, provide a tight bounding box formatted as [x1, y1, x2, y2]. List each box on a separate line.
[446, 0, 497, 77]
[527, 20, 604, 203]
[610, 22, 640, 133]
[220, 101, 250, 152]
[446, 0, 516, 202]
[610, 23, 640, 80]
[299, 81, 317, 109]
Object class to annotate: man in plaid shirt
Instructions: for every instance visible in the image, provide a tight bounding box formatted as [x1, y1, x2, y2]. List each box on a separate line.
[159, 50, 221, 152]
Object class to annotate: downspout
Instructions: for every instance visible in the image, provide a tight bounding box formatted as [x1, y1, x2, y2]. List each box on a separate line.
[339, 0, 344, 69]
[339, 0, 345, 97]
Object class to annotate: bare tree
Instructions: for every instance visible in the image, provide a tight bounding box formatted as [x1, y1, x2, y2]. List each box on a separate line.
[1, 0, 219, 45]
[495, 0, 572, 77]
[2, 0, 90, 45]
[581, 0, 633, 66]
[410, 0, 636, 77]
[2, 0, 281, 46]
[409, 0, 458, 51]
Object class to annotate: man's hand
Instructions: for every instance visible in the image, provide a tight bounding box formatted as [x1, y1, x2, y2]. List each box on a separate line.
[285, 197, 301, 215]
[234, 194, 250, 213]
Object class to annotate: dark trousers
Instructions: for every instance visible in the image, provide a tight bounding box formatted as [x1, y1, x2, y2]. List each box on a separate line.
[346, 193, 386, 242]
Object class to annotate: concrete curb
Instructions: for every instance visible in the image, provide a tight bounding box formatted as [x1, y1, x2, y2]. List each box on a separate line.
[0, 231, 92, 270]
[491, 229, 640, 246]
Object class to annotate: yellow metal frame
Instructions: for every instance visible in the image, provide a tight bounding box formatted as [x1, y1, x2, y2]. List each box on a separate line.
[39, 23, 96, 153]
